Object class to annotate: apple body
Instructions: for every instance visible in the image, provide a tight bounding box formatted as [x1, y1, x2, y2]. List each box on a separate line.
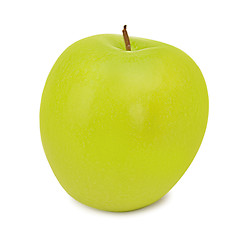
[40, 34, 208, 212]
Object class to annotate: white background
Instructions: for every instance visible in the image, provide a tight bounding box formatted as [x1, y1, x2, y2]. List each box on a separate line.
[0, 0, 239, 239]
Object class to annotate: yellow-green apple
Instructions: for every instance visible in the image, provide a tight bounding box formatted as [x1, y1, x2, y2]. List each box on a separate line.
[40, 26, 209, 212]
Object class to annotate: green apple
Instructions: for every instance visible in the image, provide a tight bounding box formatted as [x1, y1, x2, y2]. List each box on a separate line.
[40, 27, 208, 212]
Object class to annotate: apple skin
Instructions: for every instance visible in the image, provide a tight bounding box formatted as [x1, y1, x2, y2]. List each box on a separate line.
[40, 34, 208, 212]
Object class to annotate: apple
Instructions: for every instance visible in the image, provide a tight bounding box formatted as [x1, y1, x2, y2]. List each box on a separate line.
[40, 26, 209, 212]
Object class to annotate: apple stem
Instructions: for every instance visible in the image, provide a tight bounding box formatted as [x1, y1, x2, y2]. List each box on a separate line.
[122, 25, 131, 51]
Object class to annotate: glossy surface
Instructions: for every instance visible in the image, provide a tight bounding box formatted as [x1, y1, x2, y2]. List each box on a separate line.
[40, 34, 209, 211]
